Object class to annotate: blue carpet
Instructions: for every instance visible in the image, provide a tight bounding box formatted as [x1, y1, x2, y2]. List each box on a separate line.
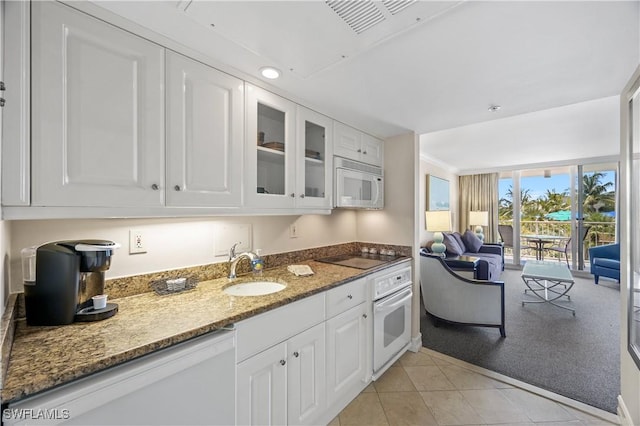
[421, 268, 620, 413]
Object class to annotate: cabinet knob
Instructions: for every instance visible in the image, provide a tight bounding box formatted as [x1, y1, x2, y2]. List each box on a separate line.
[293, 351, 299, 358]
[363, 151, 367, 155]
[290, 193, 295, 198]
[347, 294, 353, 299]
[280, 359, 286, 366]
[363, 314, 368, 319]
[357, 149, 362, 153]
[174, 185, 181, 191]
[151, 184, 159, 190]
[300, 194, 305, 198]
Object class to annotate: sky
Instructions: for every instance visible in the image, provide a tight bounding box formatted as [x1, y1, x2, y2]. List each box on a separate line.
[499, 170, 616, 202]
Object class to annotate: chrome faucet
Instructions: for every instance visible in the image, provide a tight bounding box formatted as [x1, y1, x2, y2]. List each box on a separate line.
[228, 242, 259, 279]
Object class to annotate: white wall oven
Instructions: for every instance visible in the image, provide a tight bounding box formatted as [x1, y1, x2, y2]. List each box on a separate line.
[334, 157, 384, 209]
[371, 263, 412, 379]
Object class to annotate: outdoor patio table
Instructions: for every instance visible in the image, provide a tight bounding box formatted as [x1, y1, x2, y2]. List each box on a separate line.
[521, 260, 575, 315]
[522, 234, 569, 260]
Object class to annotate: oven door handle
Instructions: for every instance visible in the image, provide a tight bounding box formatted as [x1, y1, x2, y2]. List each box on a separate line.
[375, 286, 412, 311]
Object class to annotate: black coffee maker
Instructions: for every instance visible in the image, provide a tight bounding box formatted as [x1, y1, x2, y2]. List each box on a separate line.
[23, 240, 120, 326]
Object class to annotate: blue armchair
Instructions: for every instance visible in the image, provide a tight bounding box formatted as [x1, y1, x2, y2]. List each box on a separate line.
[589, 243, 620, 284]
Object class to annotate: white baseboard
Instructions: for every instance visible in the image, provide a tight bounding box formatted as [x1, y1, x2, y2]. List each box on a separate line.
[618, 394, 633, 426]
[409, 334, 422, 352]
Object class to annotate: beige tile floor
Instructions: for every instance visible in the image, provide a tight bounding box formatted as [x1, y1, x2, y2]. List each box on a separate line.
[330, 348, 620, 426]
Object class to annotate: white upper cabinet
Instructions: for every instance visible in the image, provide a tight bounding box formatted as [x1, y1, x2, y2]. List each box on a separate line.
[361, 133, 384, 167]
[31, 1, 165, 207]
[245, 84, 297, 209]
[296, 106, 333, 209]
[245, 85, 333, 210]
[334, 121, 383, 167]
[166, 52, 243, 207]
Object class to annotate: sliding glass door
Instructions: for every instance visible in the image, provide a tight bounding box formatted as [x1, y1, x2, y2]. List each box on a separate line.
[499, 163, 618, 271]
[577, 164, 618, 270]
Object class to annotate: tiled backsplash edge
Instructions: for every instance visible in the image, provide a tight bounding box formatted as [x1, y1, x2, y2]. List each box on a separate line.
[1, 293, 19, 389]
[105, 241, 411, 300]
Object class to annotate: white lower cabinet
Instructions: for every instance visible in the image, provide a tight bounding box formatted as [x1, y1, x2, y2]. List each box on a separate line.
[236, 322, 326, 426]
[326, 302, 370, 411]
[236, 342, 288, 426]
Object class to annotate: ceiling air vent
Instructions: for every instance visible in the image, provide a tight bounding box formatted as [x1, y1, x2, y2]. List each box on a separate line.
[325, 0, 386, 34]
[382, 0, 417, 16]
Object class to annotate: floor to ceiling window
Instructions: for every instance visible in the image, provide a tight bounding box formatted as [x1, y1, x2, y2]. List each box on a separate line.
[498, 163, 617, 270]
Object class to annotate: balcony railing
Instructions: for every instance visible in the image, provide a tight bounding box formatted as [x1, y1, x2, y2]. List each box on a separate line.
[499, 219, 616, 266]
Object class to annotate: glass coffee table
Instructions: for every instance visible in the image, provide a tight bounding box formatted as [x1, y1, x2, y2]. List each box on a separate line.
[521, 260, 575, 315]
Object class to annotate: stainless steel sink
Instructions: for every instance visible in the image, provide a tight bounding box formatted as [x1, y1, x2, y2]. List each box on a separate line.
[223, 281, 286, 297]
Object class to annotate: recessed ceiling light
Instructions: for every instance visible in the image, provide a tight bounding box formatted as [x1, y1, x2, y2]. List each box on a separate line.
[488, 105, 501, 112]
[260, 67, 281, 79]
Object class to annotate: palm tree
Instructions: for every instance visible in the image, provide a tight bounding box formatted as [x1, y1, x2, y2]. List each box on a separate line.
[539, 189, 570, 214]
[499, 186, 533, 221]
[583, 172, 615, 213]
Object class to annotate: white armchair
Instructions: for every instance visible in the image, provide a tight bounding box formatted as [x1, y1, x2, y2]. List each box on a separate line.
[420, 254, 506, 337]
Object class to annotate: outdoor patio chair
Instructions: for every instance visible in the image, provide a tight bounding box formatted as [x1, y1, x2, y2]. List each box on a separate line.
[498, 224, 537, 257]
[498, 225, 514, 249]
[544, 225, 592, 266]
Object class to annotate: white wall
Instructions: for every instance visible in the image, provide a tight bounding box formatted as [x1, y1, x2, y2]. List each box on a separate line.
[357, 133, 416, 246]
[418, 157, 459, 246]
[8, 211, 357, 293]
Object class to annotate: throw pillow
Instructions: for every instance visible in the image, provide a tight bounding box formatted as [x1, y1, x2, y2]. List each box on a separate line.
[462, 230, 483, 253]
[443, 233, 465, 256]
[451, 232, 466, 253]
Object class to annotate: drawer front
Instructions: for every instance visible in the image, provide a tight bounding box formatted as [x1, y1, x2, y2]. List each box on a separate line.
[326, 278, 367, 319]
[236, 293, 325, 362]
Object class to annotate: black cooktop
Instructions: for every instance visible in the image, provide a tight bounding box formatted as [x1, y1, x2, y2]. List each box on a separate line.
[316, 253, 400, 270]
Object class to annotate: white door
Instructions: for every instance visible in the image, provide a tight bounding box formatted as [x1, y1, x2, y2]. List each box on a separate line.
[296, 106, 333, 209]
[361, 134, 384, 167]
[166, 51, 243, 207]
[237, 343, 287, 426]
[31, 1, 164, 207]
[287, 323, 326, 425]
[326, 302, 368, 408]
[245, 84, 296, 208]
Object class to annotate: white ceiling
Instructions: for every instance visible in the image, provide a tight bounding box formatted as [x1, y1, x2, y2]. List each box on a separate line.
[92, 0, 639, 166]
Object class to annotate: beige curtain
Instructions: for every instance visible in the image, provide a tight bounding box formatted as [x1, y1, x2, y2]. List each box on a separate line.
[459, 173, 499, 243]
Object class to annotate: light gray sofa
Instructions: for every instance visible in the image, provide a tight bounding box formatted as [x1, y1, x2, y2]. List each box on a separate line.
[420, 253, 506, 337]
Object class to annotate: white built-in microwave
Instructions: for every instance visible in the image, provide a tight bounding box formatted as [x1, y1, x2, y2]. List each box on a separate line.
[334, 156, 384, 209]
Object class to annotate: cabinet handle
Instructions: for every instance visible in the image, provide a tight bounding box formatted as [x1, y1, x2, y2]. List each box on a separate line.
[363, 314, 368, 319]
[363, 151, 367, 155]
[290, 193, 295, 198]
[174, 185, 181, 191]
[357, 149, 362, 153]
[300, 194, 305, 198]
[347, 294, 353, 299]
[293, 351, 299, 358]
[151, 184, 159, 190]
[280, 359, 286, 366]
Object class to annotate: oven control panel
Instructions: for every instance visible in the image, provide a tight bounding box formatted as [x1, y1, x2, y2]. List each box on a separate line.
[372, 264, 412, 300]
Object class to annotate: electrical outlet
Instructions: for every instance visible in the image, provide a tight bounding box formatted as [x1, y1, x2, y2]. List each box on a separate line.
[289, 224, 299, 238]
[129, 229, 147, 254]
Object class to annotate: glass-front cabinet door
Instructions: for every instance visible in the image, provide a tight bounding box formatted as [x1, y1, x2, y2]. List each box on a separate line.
[296, 106, 332, 209]
[245, 84, 296, 208]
